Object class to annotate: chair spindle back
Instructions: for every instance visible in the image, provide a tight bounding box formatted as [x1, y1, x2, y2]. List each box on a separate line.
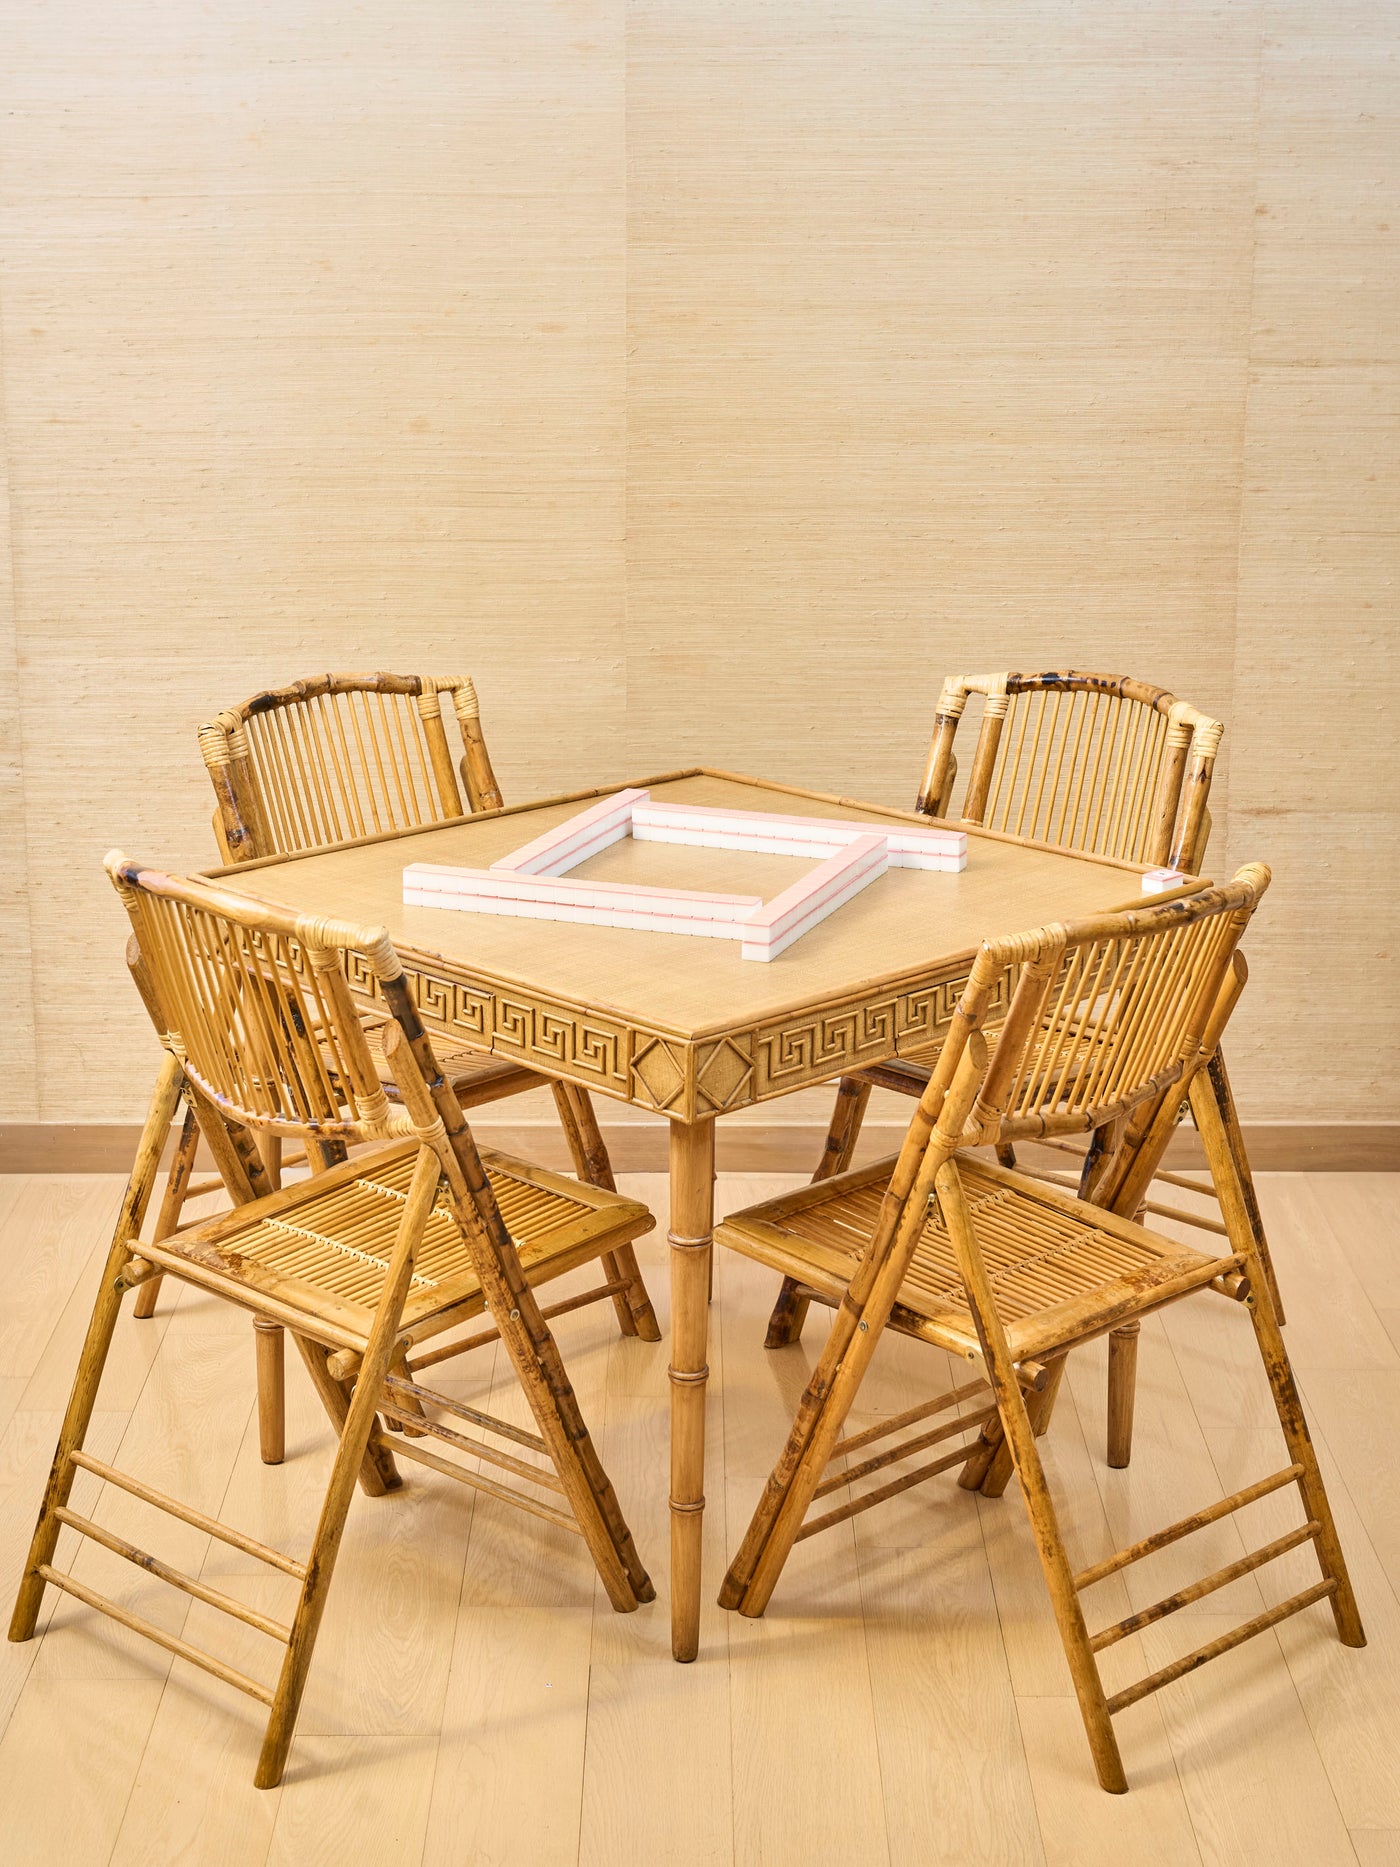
[968, 867, 1268, 1144]
[200, 672, 503, 863]
[917, 671, 1222, 871]
[853, 865, 1269, 1312]
[107, 851, 408, 1148]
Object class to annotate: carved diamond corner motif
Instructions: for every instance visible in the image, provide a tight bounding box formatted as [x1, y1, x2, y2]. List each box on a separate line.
[631, 1037, 687, 1111]
[695, 1037, 753, 1112]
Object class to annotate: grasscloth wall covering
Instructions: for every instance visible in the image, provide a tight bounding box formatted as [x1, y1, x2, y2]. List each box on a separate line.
[0, 1, 1395, 1126]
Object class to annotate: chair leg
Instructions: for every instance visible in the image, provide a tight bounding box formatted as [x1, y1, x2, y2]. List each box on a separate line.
[131, 1277, 164, 1322]
[258, 1132, 284, 1190]
[291, 1334, 401, 1498]
[995, 1356, 1129, 1792]
[972, 1353, 1067, 1498]
[132, 1100, 201, 1321]
[551, 1081, 661, 1343]
[255, 1149, 438, 1789]
[1206, 1049, 1284, 1324]
[724, 1209, 900, 1617]
[254, 1320, 286, 1465]
[1191, 1074, 1363, 1649]
[10, 1056, 183, 1642]
[490, 1280, 652, 1613]
[936, 1158, 1128, 1792]
[1077, 1117, 1123, 1205]
[957, 1416, 1005, 1492]
[763, 1278, 813, 1351]
[10, 1259, 131, 1642]
[1106, 1322, 1140, 1470]
[385, 1031, 653, 1613]
[766, 1076, 871, 1348]
[1245, 1289, 1365, 1647]
[429, 1124, 653, 1611]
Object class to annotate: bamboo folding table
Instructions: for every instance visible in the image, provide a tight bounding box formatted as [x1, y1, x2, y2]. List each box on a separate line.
[203, 766, 1205, 1660]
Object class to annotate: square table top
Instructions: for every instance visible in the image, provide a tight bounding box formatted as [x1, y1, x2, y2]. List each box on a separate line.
[207, 768, 1194, 1120]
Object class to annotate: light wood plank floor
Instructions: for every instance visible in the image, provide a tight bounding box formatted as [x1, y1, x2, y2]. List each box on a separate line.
[1, 1168, 1398, 1866]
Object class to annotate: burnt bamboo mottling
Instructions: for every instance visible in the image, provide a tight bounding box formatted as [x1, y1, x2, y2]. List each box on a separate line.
[144, 675, 658, 1456]
[8, 856, 658, 1788]
[772, 669, 1275, 1472]
[715, 862, 1364, 1793]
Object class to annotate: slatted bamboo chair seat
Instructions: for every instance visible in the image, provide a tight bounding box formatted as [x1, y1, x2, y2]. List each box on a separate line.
[722, 1155, 1231, 1365]
[155, 1138, 651, 1344]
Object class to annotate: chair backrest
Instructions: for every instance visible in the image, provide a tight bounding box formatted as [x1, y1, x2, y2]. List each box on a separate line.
[199, 672, 504, 863]
[108, 850, 416, 1148]
[964, 864, 1268, 1146]
[916, 671, 1222, 871]
[849, 865, 1269, 1312]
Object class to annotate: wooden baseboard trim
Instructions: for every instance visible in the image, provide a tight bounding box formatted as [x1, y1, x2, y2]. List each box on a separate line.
[1, 1119, 1396, 1176]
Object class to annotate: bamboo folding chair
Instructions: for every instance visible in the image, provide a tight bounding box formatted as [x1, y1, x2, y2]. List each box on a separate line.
[767, 669, 1273, 1470]
[718, 867, 1364, 1793]
[133, 674, 659, 1463]
[10, 856, 656, 1789]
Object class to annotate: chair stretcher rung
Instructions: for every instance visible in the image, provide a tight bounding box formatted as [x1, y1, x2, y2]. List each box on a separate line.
[1105, 1579, 1337, 1716]
[69, 1450, 307, 1580]
[1074, 1465, 1304, 1591]
[1090, 1523, 1321, 1652]
[1011, 1138, 1218, 1203]
[372, 1434, 581, 1535]
[381, 1374, 548, 1454]
[405, 1281, 628, 1373]
[37, 1564, 276, 1706]
[815, 1404, 998, 1499]
[1020, 1167, 1082, 1188]
[134, 1241, 366, 1355]
[1149, 1166, 1215, 1196]
[1011, 1168, 1230, 1237]
[183, 1178, 226, 1200]
[1026, 1138, 1088, 1159]
[54, 1507, 293, 1643]
[1139, 1197, 1229, 1238]
[376, 1402, 564, 1493]
[797, 1443, 975, 1541]
[832, 1376, 991, 1457]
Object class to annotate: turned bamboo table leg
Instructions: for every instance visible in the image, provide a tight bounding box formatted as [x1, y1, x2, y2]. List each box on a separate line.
[669, 1117, 715, 1663]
